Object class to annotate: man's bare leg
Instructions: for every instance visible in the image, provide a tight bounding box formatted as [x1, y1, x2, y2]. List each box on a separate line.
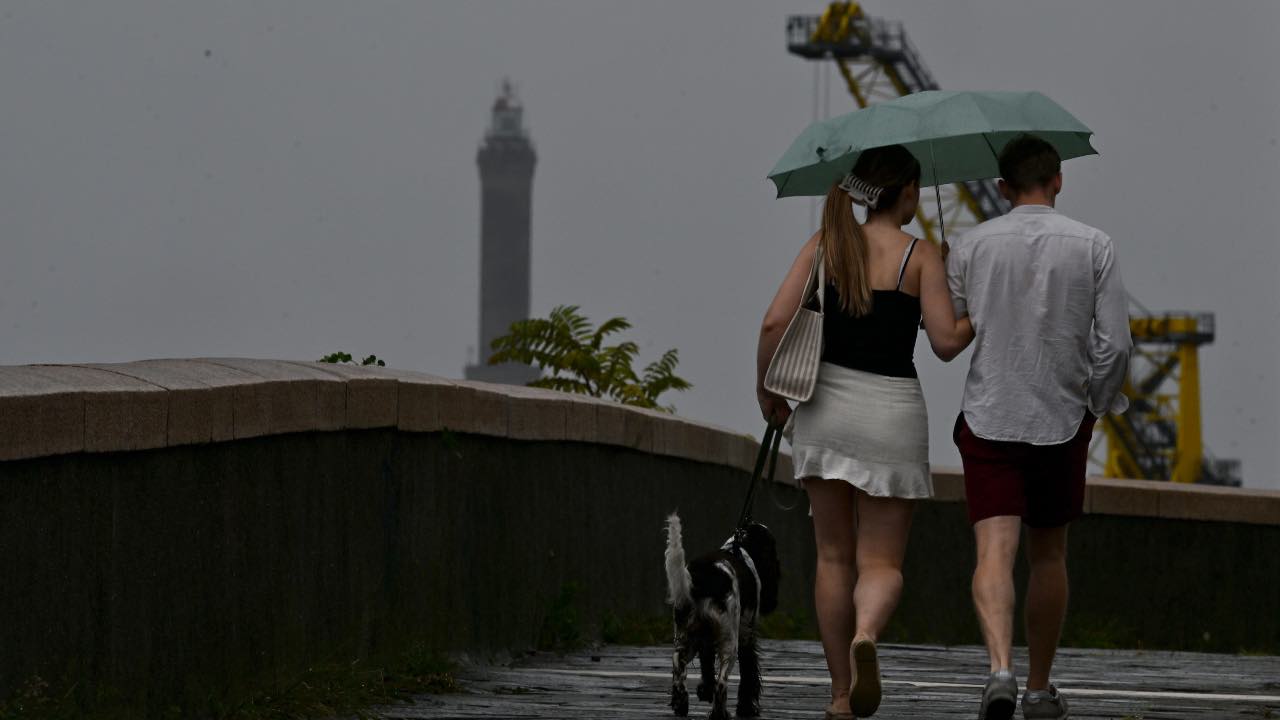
[1024, 525, 1070, 691]
[972, 516, 1022, 672]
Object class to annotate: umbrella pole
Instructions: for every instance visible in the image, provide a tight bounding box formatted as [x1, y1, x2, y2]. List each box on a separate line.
[930, 141, 946, 246]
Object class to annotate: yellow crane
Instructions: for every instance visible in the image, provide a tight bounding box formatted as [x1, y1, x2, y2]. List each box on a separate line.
[787, 2, 1009, 243]
[787, 2, 1241, 486]
[1103, 311, 1240, 485]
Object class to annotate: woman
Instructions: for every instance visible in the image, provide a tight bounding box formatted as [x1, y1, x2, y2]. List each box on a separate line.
[755, 145, 973, 719]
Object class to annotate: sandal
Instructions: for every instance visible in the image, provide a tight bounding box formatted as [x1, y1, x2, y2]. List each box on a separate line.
[824, 706, 855, 720]
[849, 638, 882, 717]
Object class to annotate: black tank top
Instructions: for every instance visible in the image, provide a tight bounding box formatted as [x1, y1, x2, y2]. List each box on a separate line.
[820, 238, 921, 379]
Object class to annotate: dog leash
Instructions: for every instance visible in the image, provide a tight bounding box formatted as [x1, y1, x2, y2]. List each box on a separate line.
[733, 422, 783, 548]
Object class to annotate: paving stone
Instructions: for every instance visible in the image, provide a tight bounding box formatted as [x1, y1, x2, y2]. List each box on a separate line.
[728, 432, 763, 474]
[704, 425, 748, 470]
[395, 378, 447, 433]
[343, 376, 399, 429]
[594, 402, 631, 448]
[83, 359, 256, 446]
[563, 396, 604, 443]
[0, 367, 83, 461]
[24, 365, 167, 454]
[199, 358, 345, 437]
[1155, 481, 1280, 525]
[619, 406, 665, 454]
[378, 641, 1280, 719]
[1086, 476, 1161, 517]
[504, 385, 570, 441]
[362, 367, 458, 434]
[287, 361, 399, 429]
[659, 416, 713, 464]
[441, 380, 509, 437]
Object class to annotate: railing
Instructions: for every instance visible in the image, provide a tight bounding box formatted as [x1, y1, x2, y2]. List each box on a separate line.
[1129, 312, 1216, 344]
[895, 28, 938, 91]
[785, 14, 911, 62]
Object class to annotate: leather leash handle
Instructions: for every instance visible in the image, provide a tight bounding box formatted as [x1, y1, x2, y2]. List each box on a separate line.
[736, 422, 784, 535]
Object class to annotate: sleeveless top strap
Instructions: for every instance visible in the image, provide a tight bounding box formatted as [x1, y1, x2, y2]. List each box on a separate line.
[896, 237, 920, 291]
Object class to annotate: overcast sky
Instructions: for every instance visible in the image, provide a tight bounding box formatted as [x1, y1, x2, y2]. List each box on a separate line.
[2, 2, 1277, 488]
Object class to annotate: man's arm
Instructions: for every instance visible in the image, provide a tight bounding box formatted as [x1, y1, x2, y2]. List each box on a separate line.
[1088, 235, 1132, 416]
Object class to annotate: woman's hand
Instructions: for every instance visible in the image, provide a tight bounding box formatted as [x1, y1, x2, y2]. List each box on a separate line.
[757, 388, 793, 427]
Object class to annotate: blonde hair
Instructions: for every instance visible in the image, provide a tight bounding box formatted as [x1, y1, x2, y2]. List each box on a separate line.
[820, 145, 921, 316]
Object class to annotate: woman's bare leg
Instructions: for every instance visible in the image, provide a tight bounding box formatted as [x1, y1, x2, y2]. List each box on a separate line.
[852, 492, 914, 642]
[805, 477, 857, 712]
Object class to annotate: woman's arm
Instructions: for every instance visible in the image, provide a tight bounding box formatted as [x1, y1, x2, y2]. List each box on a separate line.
[917, 239, 974, 361]
[755, 232, 820, 424]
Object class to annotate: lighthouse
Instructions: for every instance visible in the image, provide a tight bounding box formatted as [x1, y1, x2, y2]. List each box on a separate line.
[465, 80, 539, 385]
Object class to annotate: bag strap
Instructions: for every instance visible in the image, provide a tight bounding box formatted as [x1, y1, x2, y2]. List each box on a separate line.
[896, 237, 919, 291]
[817, 246, 825, 312]
[734, 422, 784, 545]
[802, 244, 826, 312]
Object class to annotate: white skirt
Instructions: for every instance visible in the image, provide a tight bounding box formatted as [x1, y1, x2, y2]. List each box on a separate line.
[787, 362, 932, 499]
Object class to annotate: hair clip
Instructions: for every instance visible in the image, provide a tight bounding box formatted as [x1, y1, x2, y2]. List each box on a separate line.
[838, 172, 884, 209]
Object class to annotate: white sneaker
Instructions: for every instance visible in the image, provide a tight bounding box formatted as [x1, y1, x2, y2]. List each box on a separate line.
[1021, 684, 1070, 719]
[978, 669, 1018, 720]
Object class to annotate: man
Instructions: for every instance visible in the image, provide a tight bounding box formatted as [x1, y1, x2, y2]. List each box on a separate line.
[945, 134, 1132, 720]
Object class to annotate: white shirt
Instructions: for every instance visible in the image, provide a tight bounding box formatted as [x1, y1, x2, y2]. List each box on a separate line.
[946, 205, 1132, 445]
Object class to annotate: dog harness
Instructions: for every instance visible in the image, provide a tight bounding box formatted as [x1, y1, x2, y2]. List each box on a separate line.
[721, 537, 763, 614]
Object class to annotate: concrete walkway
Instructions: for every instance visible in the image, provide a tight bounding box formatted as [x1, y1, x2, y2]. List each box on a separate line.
[378, 640, 1280, 719]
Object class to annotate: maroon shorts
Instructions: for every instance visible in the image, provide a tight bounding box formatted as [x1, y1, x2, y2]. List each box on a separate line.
[953, 412, 1097, 528]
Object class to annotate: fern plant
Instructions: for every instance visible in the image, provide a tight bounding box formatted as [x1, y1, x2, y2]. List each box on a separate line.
[319, 352, 386, 367]
[488, 305, 691, 412]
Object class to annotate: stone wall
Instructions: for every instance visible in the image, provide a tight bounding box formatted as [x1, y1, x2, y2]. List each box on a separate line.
[0, 359, 1277, 715]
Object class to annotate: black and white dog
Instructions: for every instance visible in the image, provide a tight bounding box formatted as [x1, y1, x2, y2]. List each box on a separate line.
[664, 513, 780, 720]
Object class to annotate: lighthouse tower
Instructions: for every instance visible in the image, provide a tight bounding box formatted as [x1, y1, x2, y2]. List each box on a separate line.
[465, 80, 539, 385]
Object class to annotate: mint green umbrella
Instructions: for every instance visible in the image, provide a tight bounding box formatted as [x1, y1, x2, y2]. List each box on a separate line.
[768, 90, 1096, 198]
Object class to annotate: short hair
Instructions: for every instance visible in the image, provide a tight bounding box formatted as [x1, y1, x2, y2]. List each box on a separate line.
[998, 134, 1061, 193]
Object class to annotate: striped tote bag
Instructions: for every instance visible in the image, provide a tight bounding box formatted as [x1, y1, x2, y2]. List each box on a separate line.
[763, 246, 825, 402]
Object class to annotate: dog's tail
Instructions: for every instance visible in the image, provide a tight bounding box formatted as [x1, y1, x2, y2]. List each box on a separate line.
[664, 513, 694, 607]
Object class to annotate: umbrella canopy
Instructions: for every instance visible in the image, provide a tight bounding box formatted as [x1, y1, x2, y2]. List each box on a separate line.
[768, 90, 1096, 198]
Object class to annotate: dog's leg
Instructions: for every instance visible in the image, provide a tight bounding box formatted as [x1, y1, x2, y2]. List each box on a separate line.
[696, 642, 716, 702]
[735, 623, 762, 718]
[670, 622, 693, 716]
[708, 616, 737, 720]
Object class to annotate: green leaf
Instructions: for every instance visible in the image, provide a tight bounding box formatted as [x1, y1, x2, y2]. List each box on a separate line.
[483, 305, 690, 410]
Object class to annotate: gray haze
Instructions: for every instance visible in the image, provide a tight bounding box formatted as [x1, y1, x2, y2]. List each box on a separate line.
[2, 2, 1277, 487]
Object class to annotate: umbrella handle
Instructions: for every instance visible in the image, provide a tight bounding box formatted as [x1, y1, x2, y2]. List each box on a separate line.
[923, 142, 949, 333]
[930, 141, 946, 246]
